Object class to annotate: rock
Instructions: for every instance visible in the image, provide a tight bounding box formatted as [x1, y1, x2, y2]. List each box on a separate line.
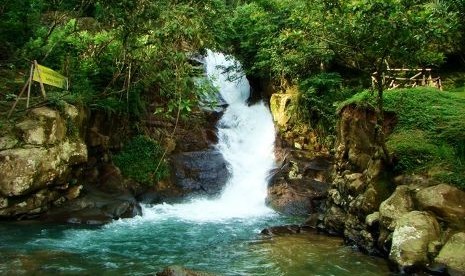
[0, 136, 18, 150]
[389, 211, 440, 269]
[267, 179, 328, 216]
[170, 150, 229, 197]
[42, 187, 142, 225]
[347, 175, 367, 195]
[323, 206, 347, 235]
[270, 92, 298, 127]
[0, 189, 61, 218]
[415, 184, 465, 227]
[0, 139, 87, 197]
[156, 266, 214, 276]
[348, 186, 379, 215]
[379, 185, 414, 231]
[435, 232, 465, 276]
[16, 107, 66, 145]
[366, 212, 380, 227]
[15, 120, 46, 145]
[260, 224, 302, 236]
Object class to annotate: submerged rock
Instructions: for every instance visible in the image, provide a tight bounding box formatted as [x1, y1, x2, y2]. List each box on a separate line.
[42, 186, 141, 225]
[260, 224, 302, 236]
[156, 266, 214, 276]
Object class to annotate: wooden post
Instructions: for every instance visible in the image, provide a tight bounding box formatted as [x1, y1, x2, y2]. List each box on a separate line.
[26, 62, 34, 108]
[7, 79, 30, 118]
[34, 60, 47, 98]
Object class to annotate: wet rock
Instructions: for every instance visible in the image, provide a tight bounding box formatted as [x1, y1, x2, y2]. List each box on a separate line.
[435, 232, 465, 276]
[267, 179, 328, 216]
[0, 189, 61, 218]
[379, 185, 414, 231]
[323, 206, 347, 235]
[261, 224, 302, 236]
[415, 184, 465, 227]
[389, 211, 440, 269]
[42, 187, 141, 225]
[156, 266, 214, 276]
[170, 150, 229, 197]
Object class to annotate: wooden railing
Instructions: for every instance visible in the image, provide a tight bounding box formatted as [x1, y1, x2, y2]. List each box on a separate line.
[372, 68, 442, 90]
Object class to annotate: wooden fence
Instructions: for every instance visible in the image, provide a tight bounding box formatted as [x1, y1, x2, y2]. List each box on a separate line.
[372, 68, 442, 90]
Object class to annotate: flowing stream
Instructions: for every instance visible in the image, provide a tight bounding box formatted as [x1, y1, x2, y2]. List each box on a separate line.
[0, 52, 391, 275]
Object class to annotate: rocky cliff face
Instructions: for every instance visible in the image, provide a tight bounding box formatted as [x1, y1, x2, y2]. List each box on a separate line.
[0, 104, 87, 218]
[267, 87, 331, 219]
[268, 93, 465, 274]
[321, 105, 465, 274]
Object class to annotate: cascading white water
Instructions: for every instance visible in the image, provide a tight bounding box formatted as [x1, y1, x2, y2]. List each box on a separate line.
[142, 51, 276, 221]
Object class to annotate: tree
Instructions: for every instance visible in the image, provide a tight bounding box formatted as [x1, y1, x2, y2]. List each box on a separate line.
[322, 0, 460, 161]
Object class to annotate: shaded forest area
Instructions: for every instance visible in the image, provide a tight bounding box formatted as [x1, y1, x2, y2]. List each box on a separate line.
[1, 0, 465, 186]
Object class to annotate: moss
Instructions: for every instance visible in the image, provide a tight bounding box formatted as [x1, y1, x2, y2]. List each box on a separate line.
[342, 87, 465, 189]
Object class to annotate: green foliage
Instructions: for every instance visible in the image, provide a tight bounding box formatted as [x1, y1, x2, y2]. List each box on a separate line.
[113, 136, 169, 185]
[297, 73, 350, 135]
[386, 129, 454, 171]
[343, 87, 465, 188]
[226, 0, 332, 81]
[1, 0, 230, 119]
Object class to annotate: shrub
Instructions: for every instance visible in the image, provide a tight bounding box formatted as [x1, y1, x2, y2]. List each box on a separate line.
[113, 136, 169, 185]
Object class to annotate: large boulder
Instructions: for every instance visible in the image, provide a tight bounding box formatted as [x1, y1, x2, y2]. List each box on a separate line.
[0, 140, 87, 197]
[379, 185, 414, 231]
[389, 211, 440, 269]
[435, 232, 465, 276]
[415, 184, 465, 227]
[0, 105, 88, 218]
[170, 150, 229, 197]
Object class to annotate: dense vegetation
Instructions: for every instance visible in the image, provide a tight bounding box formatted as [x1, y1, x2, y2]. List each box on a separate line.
[1, 0, 464, 186]
[113, 135, 169, 185]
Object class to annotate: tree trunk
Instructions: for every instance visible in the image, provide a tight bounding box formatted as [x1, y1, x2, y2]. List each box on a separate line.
[375, 73, 391, 163]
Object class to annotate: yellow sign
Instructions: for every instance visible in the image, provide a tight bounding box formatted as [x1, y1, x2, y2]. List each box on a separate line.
[33, 63, 68, 89]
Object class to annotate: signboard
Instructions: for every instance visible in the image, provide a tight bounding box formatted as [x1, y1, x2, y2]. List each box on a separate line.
[33, 63, 68, 89]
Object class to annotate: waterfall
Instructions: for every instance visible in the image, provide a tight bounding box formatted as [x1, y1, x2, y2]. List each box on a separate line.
[143, 51, 276, 221]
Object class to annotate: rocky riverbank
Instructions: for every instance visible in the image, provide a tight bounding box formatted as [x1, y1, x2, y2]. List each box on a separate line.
[267, 87, 465, 275]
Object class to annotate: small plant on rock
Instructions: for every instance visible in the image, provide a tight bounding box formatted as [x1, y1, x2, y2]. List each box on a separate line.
[113, 135, 169, 185]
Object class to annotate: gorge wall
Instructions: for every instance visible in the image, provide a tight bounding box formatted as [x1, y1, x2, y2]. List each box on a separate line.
[267, 88, 465, 275]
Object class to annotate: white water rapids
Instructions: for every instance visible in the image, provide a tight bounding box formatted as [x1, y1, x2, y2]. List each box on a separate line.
[142, 51, 276, 222]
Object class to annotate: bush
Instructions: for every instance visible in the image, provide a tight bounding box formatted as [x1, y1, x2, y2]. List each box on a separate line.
[113, 136, 169, 185]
